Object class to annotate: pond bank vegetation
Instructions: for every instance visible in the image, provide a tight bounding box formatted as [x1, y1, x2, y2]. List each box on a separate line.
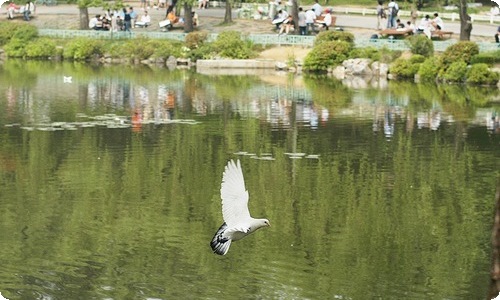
[0, 22, 498, 86]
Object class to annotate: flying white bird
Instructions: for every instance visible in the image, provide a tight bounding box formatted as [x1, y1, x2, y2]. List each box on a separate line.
[210, 159, 270, 255]
[63, 76, 72, 83]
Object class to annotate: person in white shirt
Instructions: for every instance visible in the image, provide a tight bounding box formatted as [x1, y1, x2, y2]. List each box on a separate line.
[387, 0, 398, 28]
[431, 12, 444, 30]
[417, 14, 431, 38]
[305, 8, 316, 35]
[311, 0, 322, 17]
[135, 11, 151, 27]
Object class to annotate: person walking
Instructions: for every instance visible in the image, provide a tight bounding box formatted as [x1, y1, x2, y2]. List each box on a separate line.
[387, 0, 398, 28]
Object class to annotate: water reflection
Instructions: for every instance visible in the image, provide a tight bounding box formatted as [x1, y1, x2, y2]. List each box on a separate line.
[0, 61, 498, 137]
[0, 61, 498, 299]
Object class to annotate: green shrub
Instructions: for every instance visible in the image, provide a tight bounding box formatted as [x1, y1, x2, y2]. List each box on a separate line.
[409, 54, 426, 64]
[303, 40, 352, 72]
[3, 38, 27, 58]
[0, 22, 19, 46]
[188, 43, 214, 60]
[0, 23, 37, 46]
[185, 31, 209, 50]
[466, 63, 499, 85]
[63, 38, 103, 60]
[417, 57, 440, 82]
[407, 35, 434, 57]
[12, 24, 38, 42]
[152, 40, 183, 59]
[441, 60, 467, 83]
[315, 31, 355, 46]
[211, 31, 255, 59]
[389, 57, 421, 79]
[378, 47, 402, 63]
[470, 51, 500, 65]
[441, 41, 479, 67]
[348, 47, 380, 60]
[121, 37, 156, 60]
[25, 38, 57, 59]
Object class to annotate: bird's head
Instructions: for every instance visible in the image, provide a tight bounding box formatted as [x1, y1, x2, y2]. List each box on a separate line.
[262, 219, 271, 227]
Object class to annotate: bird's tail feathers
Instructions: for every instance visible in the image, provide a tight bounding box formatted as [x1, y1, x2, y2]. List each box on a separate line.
[210, 222, 232, 255]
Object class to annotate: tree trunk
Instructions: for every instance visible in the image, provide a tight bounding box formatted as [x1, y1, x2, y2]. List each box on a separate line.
[223, 0, 232, 24]
[458, 0, 472, 41]
[291, 0, 299, 34]
[79, 7, 89, 30]
[183, 2, 193, 33]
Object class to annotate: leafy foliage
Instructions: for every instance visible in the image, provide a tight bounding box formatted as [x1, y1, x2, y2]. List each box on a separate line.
[466, 63, 499, 85]
[417, 57, 440, 83]
[348, 47, 381, 61]
[441, 61, 468, 83]
[440, 41, 479, 67]
[315, 31, 355, 46]
[407, 35, 434, 57]
[3, 39, 27, 58]
[211, 31, 255, 59]
[63, 38, 103, 60]
[0, 22, 20, 46]
[0, 23, 38, 46]
[303, 41, 352, 72]
[25, 38, 57, 59]
[185, 31, 209, 50]
[470, 51, 500, 65]
[389, 56, 423, 79]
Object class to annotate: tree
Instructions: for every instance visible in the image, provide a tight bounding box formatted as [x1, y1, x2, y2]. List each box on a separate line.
[291, 0, 299, 34]
[223, 0, 232, 24]
[183, 2, 194, 32]
[458, 0, 472, 41]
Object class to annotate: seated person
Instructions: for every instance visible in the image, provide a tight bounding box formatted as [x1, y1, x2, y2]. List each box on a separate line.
[7, 2, 20, 19]
[316, 8, 335, 30]
[431, 12, 444, 30]
[278, 15, 294, 35]
[417, 14, 430, 31]
[135, 11, 151, 27]
[167, 10, 179, 24]
[395, 19, 405, 29]
[272, 9, 288, 30]
[406, 21, 416, 34]
[89, 15, 99, 30]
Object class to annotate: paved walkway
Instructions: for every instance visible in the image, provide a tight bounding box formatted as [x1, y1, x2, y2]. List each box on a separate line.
[20, 4, 500, 39]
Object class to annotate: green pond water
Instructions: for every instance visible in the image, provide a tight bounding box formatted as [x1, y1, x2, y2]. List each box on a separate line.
[0, 60, 499, 299]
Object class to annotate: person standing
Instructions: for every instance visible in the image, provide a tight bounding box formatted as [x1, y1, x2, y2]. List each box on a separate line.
[298, 7, 307, 35]
[312, 0, 322, 17]
[495, 26, 500, 43]
[387, 0, 398, 28]
[376, 0, 385, 30]
[305, 8, 316, 35]
[123, 8, 132, 32]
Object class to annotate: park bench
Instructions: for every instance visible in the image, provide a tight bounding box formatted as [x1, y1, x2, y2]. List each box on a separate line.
[431, 30, 453, 39]
[5, 7, 37, 20]
[379, 28, 412, 38]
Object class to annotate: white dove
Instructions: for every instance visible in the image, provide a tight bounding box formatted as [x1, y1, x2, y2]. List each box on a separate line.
[210, 159, 270, 255]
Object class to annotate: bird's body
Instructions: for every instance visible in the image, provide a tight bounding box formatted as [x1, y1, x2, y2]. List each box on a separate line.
[210, 159, 270, 255]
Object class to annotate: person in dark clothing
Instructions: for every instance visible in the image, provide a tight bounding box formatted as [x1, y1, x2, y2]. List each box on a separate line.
[496, 26, 500, 43]
[123, 8, 132, 32]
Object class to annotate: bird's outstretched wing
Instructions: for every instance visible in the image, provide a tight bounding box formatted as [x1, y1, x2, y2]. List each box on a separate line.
[221, 160, 251, 227]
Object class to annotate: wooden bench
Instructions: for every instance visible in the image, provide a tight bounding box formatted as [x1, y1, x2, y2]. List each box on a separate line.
[379, 28, 412, 38]
[431, 30, 453, 39]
